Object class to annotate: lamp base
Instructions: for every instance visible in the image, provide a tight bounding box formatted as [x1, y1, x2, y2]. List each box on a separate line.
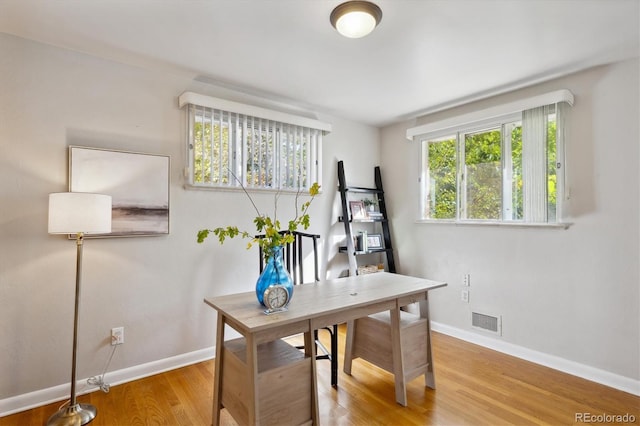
[47, 403, 97, 426]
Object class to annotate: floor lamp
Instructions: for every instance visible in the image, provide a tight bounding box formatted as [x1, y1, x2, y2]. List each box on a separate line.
[47, 192, 112, 426]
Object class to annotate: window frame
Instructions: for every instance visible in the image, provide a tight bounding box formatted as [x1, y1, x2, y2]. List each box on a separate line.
[179, 92, 331, 193]
[410, 91, 573, 227]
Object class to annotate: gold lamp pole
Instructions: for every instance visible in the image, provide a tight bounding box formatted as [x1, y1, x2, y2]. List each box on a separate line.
[47, 192, 112, 426]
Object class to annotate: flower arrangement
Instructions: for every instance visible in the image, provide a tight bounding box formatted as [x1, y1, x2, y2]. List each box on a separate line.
[197, 182, 321, 260]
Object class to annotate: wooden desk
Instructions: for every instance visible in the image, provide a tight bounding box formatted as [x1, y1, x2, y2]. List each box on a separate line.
[204, 272, 446, 426]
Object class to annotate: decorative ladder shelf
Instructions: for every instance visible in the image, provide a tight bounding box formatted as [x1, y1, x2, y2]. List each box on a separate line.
[337, 160, 396, 276]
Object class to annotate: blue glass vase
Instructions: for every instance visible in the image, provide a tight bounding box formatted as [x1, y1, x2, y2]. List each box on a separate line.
[255, 246, 294, 307]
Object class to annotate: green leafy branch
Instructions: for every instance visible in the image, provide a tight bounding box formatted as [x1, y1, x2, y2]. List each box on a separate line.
[197, 182, 320, 261]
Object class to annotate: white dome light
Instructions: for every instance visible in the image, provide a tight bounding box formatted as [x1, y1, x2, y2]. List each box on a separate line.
[330, 1, 382, 39]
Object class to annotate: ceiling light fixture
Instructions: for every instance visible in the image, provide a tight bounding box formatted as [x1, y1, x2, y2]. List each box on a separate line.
[330, 1, 383, 39]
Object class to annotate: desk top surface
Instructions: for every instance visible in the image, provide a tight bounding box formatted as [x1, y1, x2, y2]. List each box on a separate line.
[204, 272, 446, 334]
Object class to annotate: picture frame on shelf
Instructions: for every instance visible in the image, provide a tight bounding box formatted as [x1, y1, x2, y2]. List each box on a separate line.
[349, 200, 367, 220]
[366, 233, 383, 249]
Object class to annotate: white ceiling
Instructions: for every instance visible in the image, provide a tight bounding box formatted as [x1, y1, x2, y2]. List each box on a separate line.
[1, 0, 638, 127]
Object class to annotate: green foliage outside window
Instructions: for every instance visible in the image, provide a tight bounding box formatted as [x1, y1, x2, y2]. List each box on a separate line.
[424, 113, 557, 222]
[511, 125, 523, 220]
[193, 120, 230, 185]
[426, 138, 456, 219]
[464, 129, 502, 220]
[192, 119, 309, 189]
[547, 120, 557, 220]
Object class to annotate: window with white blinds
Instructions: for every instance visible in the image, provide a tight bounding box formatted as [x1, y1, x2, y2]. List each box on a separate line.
[407, 90, 573, 226]
[179, 92, 331, 192]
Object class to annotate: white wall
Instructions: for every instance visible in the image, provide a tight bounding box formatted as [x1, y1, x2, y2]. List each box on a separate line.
[0, 33, 380, 403]
[380, 59, 640, 385]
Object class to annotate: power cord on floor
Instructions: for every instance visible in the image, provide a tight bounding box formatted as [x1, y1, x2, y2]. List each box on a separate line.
[87, 344, 118, 393]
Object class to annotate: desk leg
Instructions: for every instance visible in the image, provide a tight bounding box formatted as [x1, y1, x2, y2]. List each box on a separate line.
[212, 312, 225, 426]
[389, 306, 408, 406]
[343, 320, 356, 375]
[246, 333, 259, 425]
[305, 325, 319, 425]
[422, 294, 436, 389]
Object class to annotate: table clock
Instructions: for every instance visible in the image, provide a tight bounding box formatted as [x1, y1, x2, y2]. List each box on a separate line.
[263, 284, 290, 314]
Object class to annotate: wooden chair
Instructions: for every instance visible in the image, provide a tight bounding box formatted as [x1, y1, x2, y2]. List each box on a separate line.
[343, 301, 435, 406]
[258, 231, 339, 387]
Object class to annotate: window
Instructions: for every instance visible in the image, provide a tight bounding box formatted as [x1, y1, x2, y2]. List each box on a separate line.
[179, 92, 331, 192]
[409, 90, 573, 225]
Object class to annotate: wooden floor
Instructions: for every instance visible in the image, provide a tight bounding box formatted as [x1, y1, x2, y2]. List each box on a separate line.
[2, 326, 638, 425]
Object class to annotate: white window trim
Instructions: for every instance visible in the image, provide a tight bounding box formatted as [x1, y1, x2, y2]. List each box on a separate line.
[410, 90, 574, 228]
[179, 92, 332, 133]
[406, 89, 574, 140]
[414, 219, 572, 229]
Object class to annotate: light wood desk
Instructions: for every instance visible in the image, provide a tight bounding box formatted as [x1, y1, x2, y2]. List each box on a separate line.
[204, 272, 446, 426]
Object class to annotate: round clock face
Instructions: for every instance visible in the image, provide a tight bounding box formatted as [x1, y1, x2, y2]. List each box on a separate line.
[263, 285, 290, 310]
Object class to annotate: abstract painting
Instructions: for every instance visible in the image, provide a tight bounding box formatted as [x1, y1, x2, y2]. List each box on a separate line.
[69, 146, 170, 237]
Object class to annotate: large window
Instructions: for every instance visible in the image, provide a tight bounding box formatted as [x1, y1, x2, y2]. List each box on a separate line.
[410, 90, 572, 225]
[179, 92, 330, 192]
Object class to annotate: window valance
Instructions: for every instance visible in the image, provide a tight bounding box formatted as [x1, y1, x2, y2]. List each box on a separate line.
[406, 90, 574, 140]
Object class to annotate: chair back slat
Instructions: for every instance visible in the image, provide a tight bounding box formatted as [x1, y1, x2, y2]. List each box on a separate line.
[256, 231, 320, 285]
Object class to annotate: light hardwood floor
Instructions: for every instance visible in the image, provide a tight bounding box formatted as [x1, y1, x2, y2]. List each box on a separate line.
[2, 326, 638, 425]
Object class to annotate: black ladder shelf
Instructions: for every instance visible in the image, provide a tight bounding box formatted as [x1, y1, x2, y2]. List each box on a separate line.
[337, 160, 396, 276]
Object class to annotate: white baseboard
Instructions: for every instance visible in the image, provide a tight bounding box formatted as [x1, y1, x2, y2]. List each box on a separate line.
[4, 325, 639, 417]
[0, 346, 215, 417]
[431, 321, 640, 397]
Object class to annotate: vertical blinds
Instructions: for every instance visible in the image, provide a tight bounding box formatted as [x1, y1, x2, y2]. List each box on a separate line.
[522, 105, 550, 222]
[180, 92, 330, 191]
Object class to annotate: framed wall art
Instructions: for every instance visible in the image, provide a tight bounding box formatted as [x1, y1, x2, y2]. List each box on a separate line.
[69, 146, 170, 237]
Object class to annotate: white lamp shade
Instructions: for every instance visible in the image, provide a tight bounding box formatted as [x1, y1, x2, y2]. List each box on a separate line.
[48, 192, 112, 234]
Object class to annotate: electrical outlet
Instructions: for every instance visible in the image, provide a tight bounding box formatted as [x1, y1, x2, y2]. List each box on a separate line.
[461, 289, 469, 303]
[111, 327, 124, 345]
[463, 273, 470, 287]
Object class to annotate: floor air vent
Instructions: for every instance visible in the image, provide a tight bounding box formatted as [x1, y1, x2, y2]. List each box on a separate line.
[472, 312, 501, 335]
